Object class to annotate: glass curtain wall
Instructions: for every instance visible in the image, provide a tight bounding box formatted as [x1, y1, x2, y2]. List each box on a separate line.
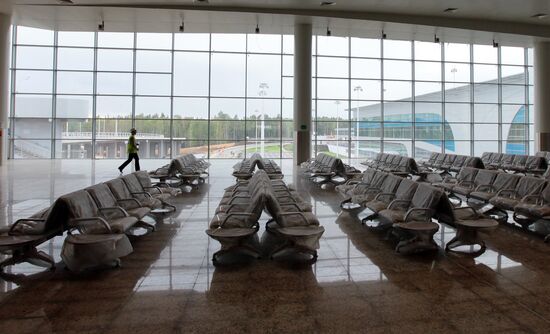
[10, 25, 534, 160]
[10, 26, 293, 159]
[312, 36, 533, 162]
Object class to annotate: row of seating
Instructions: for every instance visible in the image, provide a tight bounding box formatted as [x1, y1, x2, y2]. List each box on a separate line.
[480, 152, 547, 175]
[336, 169, 498, 254]
[432, 167, 550, 238]
[0, 171, 178, 272]
[301, 153, 361, 186]
[206, 170, 324, 265]
[420, 152, 484, 174]
[232, 153, 283, 180]
[149, 154, 210, 189]
[360, 153, 419, 177]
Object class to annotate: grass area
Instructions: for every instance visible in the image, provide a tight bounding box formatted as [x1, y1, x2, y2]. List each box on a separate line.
[246, 143, 294, 154]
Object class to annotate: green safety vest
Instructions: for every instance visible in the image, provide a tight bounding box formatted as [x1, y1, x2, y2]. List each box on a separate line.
[127, 135, 138, 154]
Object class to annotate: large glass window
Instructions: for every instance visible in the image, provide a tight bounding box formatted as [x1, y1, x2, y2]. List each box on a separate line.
[9, 26, 534, 160]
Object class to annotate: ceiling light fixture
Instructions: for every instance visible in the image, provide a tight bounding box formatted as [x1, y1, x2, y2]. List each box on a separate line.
[57, 0, 74, 4]
[382, 30, 386, 39]
[98, 20, 105, 31]
[493, 39, 499, 48]
[326, 26, 331, 36]
[320, 1, 336, 6]
[531, 13, 548, 19]
[444, 8, 458, 13]
[255, 24, 260, 34]
[179, 20, 185, 33]
[434, 34, 440, 43]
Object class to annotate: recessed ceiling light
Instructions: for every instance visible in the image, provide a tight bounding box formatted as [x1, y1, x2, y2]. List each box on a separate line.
[57, 0, 74, 4]
[531, 13, 548, 19]
[444, 8, 458, 13]
[320, 1, 336, 6]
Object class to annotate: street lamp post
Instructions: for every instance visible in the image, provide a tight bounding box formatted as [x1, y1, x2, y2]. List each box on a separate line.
[334, 100, 341, 157]
[353, 85, 363, 159]
[258, 82, 269, 155]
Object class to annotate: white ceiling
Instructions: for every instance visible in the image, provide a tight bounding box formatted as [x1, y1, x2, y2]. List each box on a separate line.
[4, 0, 550, 47]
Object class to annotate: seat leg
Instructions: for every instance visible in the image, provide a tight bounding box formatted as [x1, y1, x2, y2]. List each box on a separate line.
[395, 229, 438, 255]
[1, 248, 55, 271]
[445, 227, 486, 254]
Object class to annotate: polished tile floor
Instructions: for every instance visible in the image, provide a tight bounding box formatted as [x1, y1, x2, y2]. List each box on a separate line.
[1, 159, 550, 333]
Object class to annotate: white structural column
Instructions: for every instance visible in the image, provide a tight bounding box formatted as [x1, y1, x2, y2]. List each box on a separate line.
[0, 14, 9, 165]
[293, 23, 312, 165]
[534, 41, 550, 152]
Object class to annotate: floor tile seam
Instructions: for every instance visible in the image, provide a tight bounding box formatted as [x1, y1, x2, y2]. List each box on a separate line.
[447, 255, 550, 325]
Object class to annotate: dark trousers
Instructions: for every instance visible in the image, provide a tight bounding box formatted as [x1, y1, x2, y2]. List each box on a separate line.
[119, 153, 140, 171]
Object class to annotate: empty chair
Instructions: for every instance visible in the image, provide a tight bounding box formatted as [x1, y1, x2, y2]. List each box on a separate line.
[452, 169, 499, 199]
[134, 170, 181, 197]
[264, 191, 324, 262]
[106, 178, 166, 211]
[514, 182, 550, 230]
[449, 155, 467, 173]
[363, 178, 418, 220]
[432, 167, 478, 193]
[487, 153, 504, 169]
[469, 173, 521, 203]
[86, 183, 154, 231]
[480, 152, 493, 166]
[206, 187, 265, 265]
[489, 176, 547, 220]
[0, 204, 65, 272]
[341, 173, 402, 210]
[121, 173, 176, 212]
[335, 169, 377, 197]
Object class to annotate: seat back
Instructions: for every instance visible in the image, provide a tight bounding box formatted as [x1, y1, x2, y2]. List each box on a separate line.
[526, 156, 545, 170]
[427, 152, 438, 163]
[86, 183, 118, 208]
[410, 183, 443, 209]
[490, 153, 504, 165]
[540, 183, 550, 204]
[58, 190, 100, 225]
[394, 178, 418, 200]
[443, 154, 456, 166]
[501, 154, 514, 166]
[379, 174, 402, 194]
[370, 171, 388, 189]
[515, 176, 547, 198]
[491, 173, 521, 192]
[473, 169, 498, 187]
[434, 153, 446, 166]
[134, 170, 154, 188]
[106, 178, 134, 200]
[121, 174, 145, 194]
[480, 152, 492, 164]
[456, 167, 478, 183]
[511, 155, 527, 168]
[451, 155, 467, 169]
[362, 168, 377, 183]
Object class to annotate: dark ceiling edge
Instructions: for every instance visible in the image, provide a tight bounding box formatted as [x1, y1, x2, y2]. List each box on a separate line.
[17, 3, 550, 39]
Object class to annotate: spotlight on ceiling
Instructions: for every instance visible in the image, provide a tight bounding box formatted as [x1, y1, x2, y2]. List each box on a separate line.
[255, 24, 260, 34]
[57, 0, 74, 4]
[179, 20, 185, 33]
[443, 8, 458, 13]
[98, 20, 105, 31]
[193, 0, 209, 3]
[493, 39, 499, 48]
[531, 13, 548, 19]
[326, 27, 331, 36]
[382, 30, 386, 39]
[320, 1, 336, 6]
[434, 34, 440, 43]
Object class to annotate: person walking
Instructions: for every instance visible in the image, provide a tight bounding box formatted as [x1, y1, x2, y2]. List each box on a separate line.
[118, 128, 140, 173]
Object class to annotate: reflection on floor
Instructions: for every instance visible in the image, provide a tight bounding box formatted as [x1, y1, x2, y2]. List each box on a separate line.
[1, 159, 550, 333]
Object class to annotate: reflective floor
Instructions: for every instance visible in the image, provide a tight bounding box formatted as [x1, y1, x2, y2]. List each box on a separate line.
[1, 160, 550, 333]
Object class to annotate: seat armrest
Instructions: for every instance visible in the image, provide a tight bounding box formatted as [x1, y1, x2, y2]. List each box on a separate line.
[474, 184, 495, 192]
[453, 206, 478, 219]
[69, 217, 112, 234]
[404, 208, 433, 223]
[131, 191, 153, 199]
[374, 192, 395, 202]
[521, 194, 543, 205]
[143, 186, 162, 194]
[9, 218, 46, 234]
[117, 198, 142, 209]
[495, 188, 517, 198]
[99, 206, 129, 218]
[457, 180, 474, 188]
[388, 199, 411, 210]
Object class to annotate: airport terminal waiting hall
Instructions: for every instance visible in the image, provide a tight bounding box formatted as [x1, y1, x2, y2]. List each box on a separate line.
[3, 1, 550, 333]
